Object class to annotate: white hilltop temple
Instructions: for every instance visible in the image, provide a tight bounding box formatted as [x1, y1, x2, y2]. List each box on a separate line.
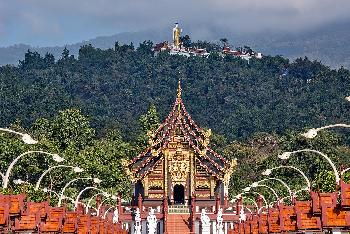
[153, 23, 210, 58]
[153, 23, 263, 60]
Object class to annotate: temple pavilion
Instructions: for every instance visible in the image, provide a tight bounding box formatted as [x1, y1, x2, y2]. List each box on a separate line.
[125, 81, 236, 206]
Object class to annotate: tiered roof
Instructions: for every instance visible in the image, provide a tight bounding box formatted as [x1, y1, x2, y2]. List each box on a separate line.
[126, 81, 232, 181]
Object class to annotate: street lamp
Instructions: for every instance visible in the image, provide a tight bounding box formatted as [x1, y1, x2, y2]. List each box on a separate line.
[236, 191, 268, 208]
[96, 196, 118, 216]
[248, 183, 279, 201]
[262, 165, 311, 190]
[278, 149, 340, 184]
[0, 128, 38, 144]
[85, 192, 111, 214]
[62, 196, 87, 208]
[252, 178, 293, 199]
[341, 168, 350, 176]
[42, 188, 60, 199]
[13, 178, 29, 185]
[240, 196, 258, 210]
[103, 206, 117, 219]
[74, 187, 107, 209]
[35, 165, 83, 190]
[57, 177, 101, 207]
[301, 124, 350, 139]
[2, 151, 64, 189]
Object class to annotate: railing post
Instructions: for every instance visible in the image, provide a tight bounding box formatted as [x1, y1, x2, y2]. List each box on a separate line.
[96, 195, 101, 214]
[224, 194, 228, 207]
[118, 194, 122, 215]
[236, 196, 242, 215]
[257, 195, 263, 210]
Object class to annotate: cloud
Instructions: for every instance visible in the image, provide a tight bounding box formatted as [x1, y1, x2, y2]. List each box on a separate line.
[1, 0, 350, 46]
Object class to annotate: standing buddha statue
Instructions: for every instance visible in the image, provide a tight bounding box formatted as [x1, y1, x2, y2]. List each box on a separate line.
[172, 22, 182, 48]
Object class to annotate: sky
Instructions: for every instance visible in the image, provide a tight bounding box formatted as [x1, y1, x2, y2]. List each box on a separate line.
[1, 0, 350, 47]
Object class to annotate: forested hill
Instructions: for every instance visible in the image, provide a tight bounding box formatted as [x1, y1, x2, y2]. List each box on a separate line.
[1, 43, 350, 141]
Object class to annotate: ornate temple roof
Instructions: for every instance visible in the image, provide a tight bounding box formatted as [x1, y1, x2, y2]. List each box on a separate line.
[125, 81, 234, 181]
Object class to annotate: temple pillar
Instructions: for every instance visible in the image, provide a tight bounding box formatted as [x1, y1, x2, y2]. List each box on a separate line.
[164, 149, 169, 198]
[138, 194, 143, 213]
[163, 196, 168, 234]
[215, 196, 220, 213]
[190, 195, 196, 233]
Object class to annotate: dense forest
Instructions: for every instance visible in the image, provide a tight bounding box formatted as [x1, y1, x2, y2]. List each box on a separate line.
[0, 41, 350, 205]
[1, 42, 350, 140]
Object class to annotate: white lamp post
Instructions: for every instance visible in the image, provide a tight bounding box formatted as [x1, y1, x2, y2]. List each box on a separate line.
[96, 196, 118, 216]
[86, 193, 103, 213]
[239, 191, 268, 208]
[249, 184, 279, 201]
[240, 196, 258, 210]
[278, 149, 340, 184]
[0, 128, 38, 144]
[252, 178, 293, 199]
[85, 192, 111, 214]
[57, 177, 101, 207]
[301, 124, 350, 139]
[2, 151, 64, 189]
[341, 168, 350, 176]
[262, 165, 311, 190]
[62, 196, 87, 208]
[103, 206, 117, 219]
[35, 165, 83, 190]
[74, 187, 107, 209]
[42, 188, 60, 199]
[13, 178, 30, 185]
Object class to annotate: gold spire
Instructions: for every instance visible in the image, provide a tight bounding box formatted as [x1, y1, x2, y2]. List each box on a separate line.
[177, 79, 182, 99]
[177, 80, 182, 111]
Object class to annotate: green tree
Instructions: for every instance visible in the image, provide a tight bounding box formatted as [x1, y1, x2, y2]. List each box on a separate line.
[180, 35, 191, 48]
[134, 104, 160, 154]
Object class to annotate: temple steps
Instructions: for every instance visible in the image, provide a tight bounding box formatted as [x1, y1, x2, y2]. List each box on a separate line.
[166, 213, 192, 234]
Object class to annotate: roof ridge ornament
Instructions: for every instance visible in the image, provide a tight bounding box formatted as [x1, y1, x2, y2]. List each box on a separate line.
[177, 79, 182, 112]
[177, 79, 182, 100]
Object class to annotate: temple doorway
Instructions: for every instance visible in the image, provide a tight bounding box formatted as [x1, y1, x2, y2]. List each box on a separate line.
[173, 184, 185, 204]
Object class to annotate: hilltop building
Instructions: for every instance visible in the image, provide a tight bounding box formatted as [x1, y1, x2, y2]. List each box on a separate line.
[153, 23, 210, 57]
[153, 23, 262, 60]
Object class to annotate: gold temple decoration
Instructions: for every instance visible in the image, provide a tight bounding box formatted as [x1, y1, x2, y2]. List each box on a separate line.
[210, 178, 215, 196]
[122, 159, 137, 183]
[148, 180, 163, 190]
[223, 159, 238, 194]
[168, 150, 189, 182]
[203, 129, 211, 147]
[196, 180, 210, 189]
[148, 193, 163, 199]
[144, 177, 149, 196]
[177, 80, 182, 99]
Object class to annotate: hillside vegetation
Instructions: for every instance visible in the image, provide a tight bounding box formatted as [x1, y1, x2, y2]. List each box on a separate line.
[1, 43, 349, 140]
[1, 43, 350, 202]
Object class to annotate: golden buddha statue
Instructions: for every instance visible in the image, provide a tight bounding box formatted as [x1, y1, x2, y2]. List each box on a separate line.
[172, 23, 182, 48]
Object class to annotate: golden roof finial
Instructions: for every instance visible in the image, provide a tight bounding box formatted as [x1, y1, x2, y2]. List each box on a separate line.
[177, 79, 182, 99]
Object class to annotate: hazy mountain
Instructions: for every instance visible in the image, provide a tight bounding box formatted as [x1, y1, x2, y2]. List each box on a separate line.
[0, 20, 349, 68]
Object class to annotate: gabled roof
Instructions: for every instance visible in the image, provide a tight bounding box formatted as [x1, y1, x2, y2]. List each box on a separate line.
[126, 81, 231, 181]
